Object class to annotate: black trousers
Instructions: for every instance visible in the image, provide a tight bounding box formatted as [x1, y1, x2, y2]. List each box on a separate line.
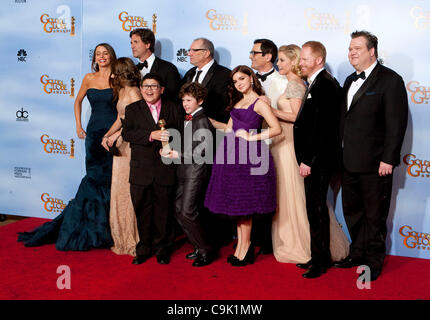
[342, 169, 393, 271]
[304, 167, 331, 267]
[175, 177, 212, 254]
[130, 182, 175, 257]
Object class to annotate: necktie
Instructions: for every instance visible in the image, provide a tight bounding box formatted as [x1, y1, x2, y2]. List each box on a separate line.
[351, 71, 366, 82]
[256, 69, 275, 82]
[150, 105, 158, 123]
[194, 70, 203, 83]
[137, 60, 148, 70]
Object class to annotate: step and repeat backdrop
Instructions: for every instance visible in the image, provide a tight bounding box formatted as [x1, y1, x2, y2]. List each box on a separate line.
[0, 0, 429, 259]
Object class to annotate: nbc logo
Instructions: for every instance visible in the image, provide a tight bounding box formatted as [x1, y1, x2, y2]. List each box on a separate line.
[176, 49, 188, 63]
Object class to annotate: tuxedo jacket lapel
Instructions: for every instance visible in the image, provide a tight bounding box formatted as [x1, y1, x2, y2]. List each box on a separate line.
[296, 70, 322, 120]
[186, 67, 197, 83]
[201, 62, 216, 87]
[140, 100, 158, 128]
[150, 57, 160, 74]
[348, 63, 380, 112]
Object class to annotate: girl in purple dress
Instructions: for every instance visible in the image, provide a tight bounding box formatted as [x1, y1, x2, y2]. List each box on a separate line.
[205, 65, 281, 266]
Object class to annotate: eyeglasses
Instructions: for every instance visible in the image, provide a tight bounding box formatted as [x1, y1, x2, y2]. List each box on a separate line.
[141, 84, 160, 90]
[187, 48, 208, 53]
[249, 51, 263, 56]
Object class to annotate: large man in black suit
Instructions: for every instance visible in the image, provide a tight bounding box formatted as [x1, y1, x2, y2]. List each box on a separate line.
[130, 28, 181, 102]
[294, 41, 342, 279]
[122, 73, 182, 265]
[182, 37, 231, 123]
[334, 31, 408, 281]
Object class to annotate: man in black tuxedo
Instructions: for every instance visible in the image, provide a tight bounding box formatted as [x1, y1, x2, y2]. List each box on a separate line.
[182, 37, 231, 123]
[121, 73, 182, 265]
[130, 28, 181, 102]
[334, 31, 408, 281]
[294, 41, 342, 279]
[182, 37, 233, 249]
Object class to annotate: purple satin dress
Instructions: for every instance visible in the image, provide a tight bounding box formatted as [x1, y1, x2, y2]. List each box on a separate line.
[204, 98, 276, 217]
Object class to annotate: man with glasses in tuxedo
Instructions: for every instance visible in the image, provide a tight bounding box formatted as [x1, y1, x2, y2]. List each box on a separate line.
[249, 39, 288, 256]
[182, 38, 231, 123]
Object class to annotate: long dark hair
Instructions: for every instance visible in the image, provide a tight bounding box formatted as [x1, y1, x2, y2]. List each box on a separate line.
[226, 65, 264, 111]
[109, 57, 141, 100]
[91, 43, 117, 72]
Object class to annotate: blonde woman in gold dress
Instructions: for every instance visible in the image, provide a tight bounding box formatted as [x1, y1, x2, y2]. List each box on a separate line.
[270, 45, 349, 264]
[102, 57, 142, 256]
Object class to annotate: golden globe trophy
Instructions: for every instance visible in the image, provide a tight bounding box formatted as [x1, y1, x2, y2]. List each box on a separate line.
[152, 14, 157, 34]
[70, 139, 75, 158]
[71, 16, 76, 36]
[70, 78, 75, 97]
[158, 119, 171, 156]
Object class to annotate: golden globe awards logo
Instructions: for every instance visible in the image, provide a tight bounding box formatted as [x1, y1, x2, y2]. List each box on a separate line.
[40, 134, 75, 158]
[304, 8, 350, 34]
[40, 75, 75, 97]
[118, 11, 157, 33]
[40, 13, 75, 35]
[403, 154, 430, 178]
[41, 193, 67, 213]
[206, 9, 248, 34]
[406, 81, 429, 104]
[410, 6, 430, 30]
[399, 226, 430, 251]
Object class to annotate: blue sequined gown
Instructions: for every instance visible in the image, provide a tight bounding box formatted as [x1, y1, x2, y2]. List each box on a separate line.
[18, 88, 117, 251]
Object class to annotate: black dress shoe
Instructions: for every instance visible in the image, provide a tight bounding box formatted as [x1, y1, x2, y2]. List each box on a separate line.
[358, 267, 381, 282]
[231, 243, 255, 267]
[333, 257, 365, 268]
[302, 265, 327, 279]
[156, 254, 170, 265]
[227, 254, 236, 264]
[192, 252, 217, 267]
[132, 254, 150, 265]
[296, 260, 312, 269]
[186, 248, 199, 260]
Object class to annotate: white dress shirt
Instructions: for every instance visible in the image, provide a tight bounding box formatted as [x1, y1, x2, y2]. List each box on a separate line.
[138, 53, 156, 77]
[193, 59, 215, 84]
[347, 60, 377, 110]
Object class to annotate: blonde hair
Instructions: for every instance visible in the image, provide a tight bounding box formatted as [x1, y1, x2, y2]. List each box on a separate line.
[278, 44, 301, 77]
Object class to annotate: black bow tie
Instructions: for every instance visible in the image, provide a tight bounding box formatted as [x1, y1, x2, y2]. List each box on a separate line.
[351, 71, 366, 82]
[256, 69, 275, 82]
[137, 60, 148, 70]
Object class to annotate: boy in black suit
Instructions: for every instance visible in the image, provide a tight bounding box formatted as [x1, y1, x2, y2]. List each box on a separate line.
[162, 82, 217, 266]
[121, 73, 182, 265]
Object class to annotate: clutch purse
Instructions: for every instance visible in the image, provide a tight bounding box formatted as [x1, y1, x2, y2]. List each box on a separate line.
[108, 140, 120, 156]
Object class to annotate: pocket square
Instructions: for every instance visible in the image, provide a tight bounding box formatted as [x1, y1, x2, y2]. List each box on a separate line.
[365, 91, 377, 96]
[306, 93, 312, 99]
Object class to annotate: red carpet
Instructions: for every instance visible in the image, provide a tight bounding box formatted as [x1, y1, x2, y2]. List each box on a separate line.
[1, 218, 429, 300]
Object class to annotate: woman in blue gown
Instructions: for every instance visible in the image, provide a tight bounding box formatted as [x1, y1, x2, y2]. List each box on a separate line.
[18, 43, 118, 251]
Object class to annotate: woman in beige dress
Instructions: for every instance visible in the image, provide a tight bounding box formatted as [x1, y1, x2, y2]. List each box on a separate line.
[270, 45, 349, 263]
[102, 57, 142, 256]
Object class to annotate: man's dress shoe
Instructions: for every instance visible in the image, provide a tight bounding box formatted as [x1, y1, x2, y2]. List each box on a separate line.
[302, 265, 326, 279]
[296, 260, 312, 269]
[358, 267, 381, 282]
[156, 254, 170, 265]
[333, 257, 365, 268]
[132, 254, 150, 265]
[192, 252, 217, 267]
[186, 248, 199, 260]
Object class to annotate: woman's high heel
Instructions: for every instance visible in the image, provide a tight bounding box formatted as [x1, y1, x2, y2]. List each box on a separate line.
[230, 243, 255, 267]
